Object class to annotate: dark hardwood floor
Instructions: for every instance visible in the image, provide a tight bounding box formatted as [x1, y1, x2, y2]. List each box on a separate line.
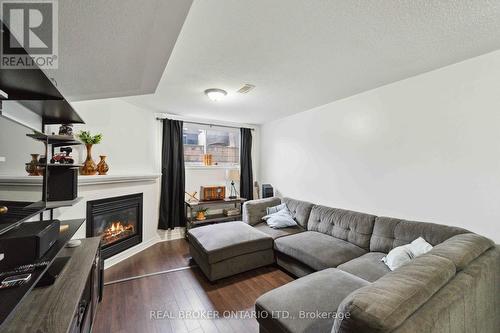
[93, 239, 294, 333]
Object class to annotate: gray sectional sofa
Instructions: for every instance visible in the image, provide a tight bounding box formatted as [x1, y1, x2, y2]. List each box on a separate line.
[242, 197, 500, 333]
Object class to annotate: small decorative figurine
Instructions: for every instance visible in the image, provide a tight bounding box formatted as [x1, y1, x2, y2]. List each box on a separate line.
[50, 147, 74, 164]
[58, 124, 74, 136]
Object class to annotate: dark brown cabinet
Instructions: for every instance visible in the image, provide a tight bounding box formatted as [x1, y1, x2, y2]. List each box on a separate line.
[70, 246, 101, 333]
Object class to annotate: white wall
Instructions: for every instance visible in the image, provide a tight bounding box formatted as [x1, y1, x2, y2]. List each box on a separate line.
[0, 98, 159, 175]
[0, 117, 41, 174]
[260, 50, 500, 243]
[64, 98, 160, 174]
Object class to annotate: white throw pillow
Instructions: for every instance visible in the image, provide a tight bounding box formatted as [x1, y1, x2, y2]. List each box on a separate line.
[266, 203, 286, 215]
[382, 237, 434, 271]
[262, 208, 298, 229]
[409, 237, 433, 257]
[382, 244, 415, 271]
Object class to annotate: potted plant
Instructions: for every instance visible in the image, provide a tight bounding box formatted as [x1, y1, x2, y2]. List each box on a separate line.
[77, 131, 103, 175]
[195, 207, 209, 221]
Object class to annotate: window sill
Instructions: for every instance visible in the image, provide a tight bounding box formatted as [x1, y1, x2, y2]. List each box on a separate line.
[185, 165, 239, 170]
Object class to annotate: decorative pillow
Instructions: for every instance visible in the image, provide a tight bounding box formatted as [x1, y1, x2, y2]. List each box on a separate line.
[382, 237, 434, 270]
[382, 244, 414, 271]
[262, 208, 298, 229]
[266, 202, 286, 215]
[409, 237, 433, 257]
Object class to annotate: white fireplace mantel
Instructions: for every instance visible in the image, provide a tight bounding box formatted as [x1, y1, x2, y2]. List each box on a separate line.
[0, 174, 160, 186]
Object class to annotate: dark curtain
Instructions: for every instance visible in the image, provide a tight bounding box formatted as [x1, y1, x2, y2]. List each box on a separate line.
[240, 128, 254, 200]
[158, 119, 185, 230]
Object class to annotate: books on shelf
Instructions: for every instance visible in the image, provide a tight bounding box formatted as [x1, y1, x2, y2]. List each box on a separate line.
[223, 208, 240, 217]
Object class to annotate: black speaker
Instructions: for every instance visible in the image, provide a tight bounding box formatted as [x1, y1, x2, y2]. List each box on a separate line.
[47, 167, 78, 202]
[262, 184, 274, 198]
[0, 220, 60, 269]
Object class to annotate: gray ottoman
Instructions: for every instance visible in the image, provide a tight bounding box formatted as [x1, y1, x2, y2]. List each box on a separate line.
[187, 222, 274, 281]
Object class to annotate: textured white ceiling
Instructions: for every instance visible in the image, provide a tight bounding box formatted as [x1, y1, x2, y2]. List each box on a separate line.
[126, 0, 500, 124]
[43, 0, 192, 101]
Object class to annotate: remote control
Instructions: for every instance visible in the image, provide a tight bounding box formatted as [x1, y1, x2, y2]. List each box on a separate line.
[0, 261, 50, 278]
[0, 273, 32, 289]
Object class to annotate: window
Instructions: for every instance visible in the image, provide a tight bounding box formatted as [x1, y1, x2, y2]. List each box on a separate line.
[183, 124, 240, 166]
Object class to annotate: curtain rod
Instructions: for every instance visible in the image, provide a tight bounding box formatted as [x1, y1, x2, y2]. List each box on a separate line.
[156, 117, 255, 131]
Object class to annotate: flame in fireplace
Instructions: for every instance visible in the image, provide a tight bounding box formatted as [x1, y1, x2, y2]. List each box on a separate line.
[102, 221, 135, 245]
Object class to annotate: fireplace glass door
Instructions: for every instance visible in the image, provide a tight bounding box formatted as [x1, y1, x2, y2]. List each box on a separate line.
[87, 193, 143, 259]
[94, 206, 138, 247]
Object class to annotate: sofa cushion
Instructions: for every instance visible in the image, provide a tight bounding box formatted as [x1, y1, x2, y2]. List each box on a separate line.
[243, 197, 282, 225]
[187, 222, 273, 264]
[333, 254, 456, 333]
[256, 268, 370, 333]
[283, 197, 314, 228]
[370, 216, 468, 253]
[253, 222, 305, 240]
[275, 251, 316, 278]
[307, 205, 376, 250]
[274, 231, 366, 271]
[428, 233, 494, 271]
[337, 252, 390, 282]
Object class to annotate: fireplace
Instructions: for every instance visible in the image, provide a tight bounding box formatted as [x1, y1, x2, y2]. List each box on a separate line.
[86, 193, 143, 259]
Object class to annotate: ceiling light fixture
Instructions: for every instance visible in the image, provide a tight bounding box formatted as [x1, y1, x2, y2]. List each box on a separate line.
[204, 88, 227, 101]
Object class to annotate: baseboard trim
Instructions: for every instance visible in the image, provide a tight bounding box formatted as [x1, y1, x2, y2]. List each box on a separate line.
[103, 227, 185, 269]
[104, 264, 197, 285]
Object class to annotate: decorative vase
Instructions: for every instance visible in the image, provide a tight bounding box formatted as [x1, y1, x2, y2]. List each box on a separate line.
[26, 154, 40, 176]
[81, 144, 97, 175]
[96, 155, 109, 175]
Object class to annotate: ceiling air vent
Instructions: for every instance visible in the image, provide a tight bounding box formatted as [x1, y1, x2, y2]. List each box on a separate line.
[237, 84, 255, 94]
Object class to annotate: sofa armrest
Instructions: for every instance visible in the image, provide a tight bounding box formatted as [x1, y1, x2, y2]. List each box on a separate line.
[243, 197, 282, 225]
[333, 254, 456, 333]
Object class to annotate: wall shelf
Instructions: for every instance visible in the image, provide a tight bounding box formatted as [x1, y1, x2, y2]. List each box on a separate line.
[32, 164, 83, 168]
[0, 21, 84, 126]
[26, 133, 82, 146]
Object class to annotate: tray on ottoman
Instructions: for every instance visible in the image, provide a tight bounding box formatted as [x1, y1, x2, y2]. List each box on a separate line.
[187, 221, 274, 281]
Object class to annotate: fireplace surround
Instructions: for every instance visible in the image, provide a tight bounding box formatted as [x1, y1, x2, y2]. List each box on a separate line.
[86, 193, 143, 259]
